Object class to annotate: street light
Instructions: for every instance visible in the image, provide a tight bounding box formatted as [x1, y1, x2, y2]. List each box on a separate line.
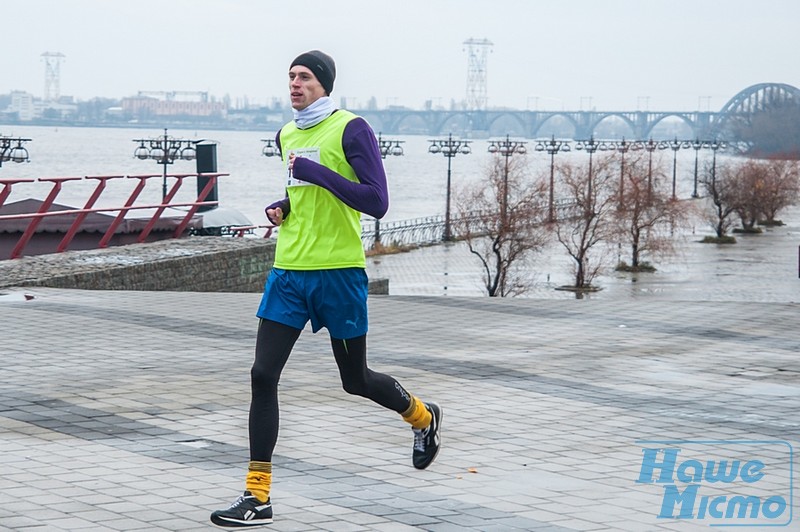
[487, 134, 527, 222]
[575, 136, 610, 205]
[615, 138, 632, 208]
[261, 138, 279, 158]
[640, 138, 664, 201]
[133, 128, 198, 201]
[690, 139, 703, 198]
[377, 132, 405, 159]
[666, 137, 691, 200]
[706, 139, 727, 189]
[534, 135, 571, 222]
[373, 133, 404, 246]
[428, 133, 471, 241]
[0, 135, 32, 167]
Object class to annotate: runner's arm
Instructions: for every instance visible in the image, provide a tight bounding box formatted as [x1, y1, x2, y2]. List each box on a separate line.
[289, 118, 389, 219]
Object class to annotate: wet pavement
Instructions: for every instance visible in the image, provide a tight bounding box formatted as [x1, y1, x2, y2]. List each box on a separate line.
[0, 207, 798, 531]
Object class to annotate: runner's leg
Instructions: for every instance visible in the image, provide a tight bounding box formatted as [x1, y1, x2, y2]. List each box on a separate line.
[330, 334, 415, 413]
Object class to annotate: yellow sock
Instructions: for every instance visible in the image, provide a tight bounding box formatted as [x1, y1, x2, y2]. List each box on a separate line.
[401, 396, 432, 430]
[246, 461, 272, 503]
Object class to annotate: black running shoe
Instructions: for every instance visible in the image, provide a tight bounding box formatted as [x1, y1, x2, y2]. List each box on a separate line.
[210, 491, 273, 527]
[412, 402, 442, 469]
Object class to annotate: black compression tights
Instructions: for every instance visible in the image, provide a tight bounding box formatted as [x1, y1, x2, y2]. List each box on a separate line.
[249, 319, 413, 462]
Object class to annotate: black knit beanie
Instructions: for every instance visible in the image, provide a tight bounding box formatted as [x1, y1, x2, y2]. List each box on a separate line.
[290, 50, 336, 95]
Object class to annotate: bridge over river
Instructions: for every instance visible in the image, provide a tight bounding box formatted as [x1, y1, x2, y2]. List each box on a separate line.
[354, 83, 800, 139]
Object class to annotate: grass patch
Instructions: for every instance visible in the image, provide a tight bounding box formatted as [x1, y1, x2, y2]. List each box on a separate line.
[616, 261, 657, 273]
[555, 285, 602, 293]
[758, 219, 785, 227]
[701, 235, 737, 244]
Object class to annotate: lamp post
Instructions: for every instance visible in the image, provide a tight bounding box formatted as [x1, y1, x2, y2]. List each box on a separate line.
[0, 135, 32, 168]
[691, 138, 704, 198]
[575, 136, 605, 206]
[487, 134, 527, 223]
[615, 138, 632, 208]
[707, 139, 727, 189]
[641, 138, 662, 201]
[428, 133, 471, 242]
[377, 132, 405, 159]
[133, 128, 198, 201]
[373, 133, 404, 245]
[261, 138, 279, 158]
[534, 135, 570, 222]
[666, 137, 690, 200]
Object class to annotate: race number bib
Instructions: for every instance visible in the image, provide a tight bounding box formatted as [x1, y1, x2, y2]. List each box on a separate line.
[286, 147, 321, 187]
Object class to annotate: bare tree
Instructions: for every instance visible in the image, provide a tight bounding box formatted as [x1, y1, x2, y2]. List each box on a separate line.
[756, 158, 800, 225]
[729, 159, 768, 232]
[700, 160, 738, 240]
[613, 152, 693, 271]
[553, 154, 618, 289]
[709, 158, 800, 234]
[454, 155, 550, 297]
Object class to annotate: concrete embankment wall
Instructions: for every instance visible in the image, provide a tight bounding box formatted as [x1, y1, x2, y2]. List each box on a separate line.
[0, 237, 389, 294]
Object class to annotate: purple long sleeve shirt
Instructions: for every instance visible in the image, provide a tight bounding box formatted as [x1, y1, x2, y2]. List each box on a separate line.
[267, 113, 389, 221]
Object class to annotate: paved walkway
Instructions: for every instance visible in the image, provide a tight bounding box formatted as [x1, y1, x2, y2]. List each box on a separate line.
[1, 285, 797, 530]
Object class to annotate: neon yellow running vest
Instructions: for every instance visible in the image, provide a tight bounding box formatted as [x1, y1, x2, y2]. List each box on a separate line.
[275, 110, 365, 270]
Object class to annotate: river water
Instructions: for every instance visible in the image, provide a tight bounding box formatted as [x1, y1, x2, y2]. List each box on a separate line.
[2, 124, 720, 225]
[2, 124, 496, 225]
[3, 124, 798, 300]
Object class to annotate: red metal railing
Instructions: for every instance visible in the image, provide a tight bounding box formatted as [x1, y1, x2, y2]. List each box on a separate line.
[0, 172, 227, 259]
[0, 178, 35, 206]
[230, 225, 274, 238]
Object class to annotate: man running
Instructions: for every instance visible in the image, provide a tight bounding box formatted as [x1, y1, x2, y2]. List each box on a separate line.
[210, 50, 442, 528]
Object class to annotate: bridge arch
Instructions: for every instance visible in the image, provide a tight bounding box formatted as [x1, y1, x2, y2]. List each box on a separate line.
[713, 82, 800, 137]
[644, 113, 697, 139]
[391, 113, 431, 135]
[533, 113, 579, 138]
[719, 82, 800, 115]
[432, 112, 471, 136]
[587, 113, 637, 138]
[485, 112, 528, 137]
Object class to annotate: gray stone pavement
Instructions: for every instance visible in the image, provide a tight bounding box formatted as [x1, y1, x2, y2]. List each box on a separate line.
[1, 283, 798, 530]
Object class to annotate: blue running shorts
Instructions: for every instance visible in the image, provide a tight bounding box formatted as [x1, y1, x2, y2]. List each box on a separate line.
[256, 268, 369, 339]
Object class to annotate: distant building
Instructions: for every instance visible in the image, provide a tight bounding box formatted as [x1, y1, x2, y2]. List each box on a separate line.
[8, 91, 36, 121]
[122, 91, 227, 118]
[4, 91, 77, 121]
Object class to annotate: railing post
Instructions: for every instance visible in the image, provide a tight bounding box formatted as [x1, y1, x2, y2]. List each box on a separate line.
[172, 173, 219, 237]
[0, 178, 35, 208]
[137, 173, 189, 243]
[10, 177, 81, 259]
[98, 174, 152, 248]
[58, 175, 123, 252]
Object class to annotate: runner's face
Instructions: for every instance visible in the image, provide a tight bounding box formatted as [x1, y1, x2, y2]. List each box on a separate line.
[289, 66, 326, 111]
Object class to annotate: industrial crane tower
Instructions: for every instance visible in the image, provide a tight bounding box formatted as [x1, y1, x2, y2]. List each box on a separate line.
[463, 38, 493, 111]
[41, 51, 66, 102]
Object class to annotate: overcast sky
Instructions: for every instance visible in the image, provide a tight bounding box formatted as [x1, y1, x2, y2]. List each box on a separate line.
[4, 0, 798, 112]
